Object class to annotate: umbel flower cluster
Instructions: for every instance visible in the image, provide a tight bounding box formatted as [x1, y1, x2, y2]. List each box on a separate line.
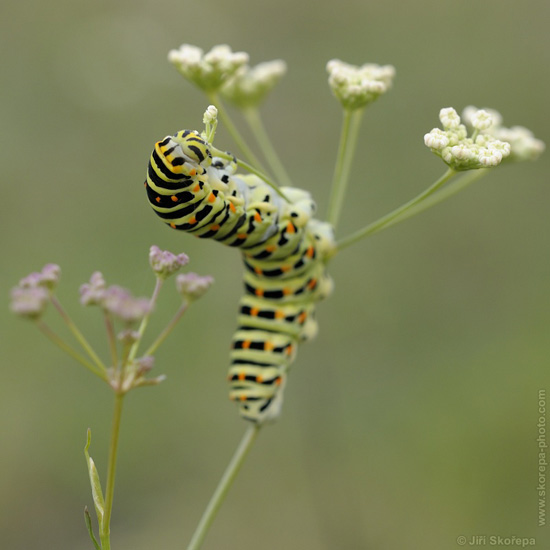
[326, 58, 396, 110]
[10, 246, 213, 392]
[424, 107, 545, 170]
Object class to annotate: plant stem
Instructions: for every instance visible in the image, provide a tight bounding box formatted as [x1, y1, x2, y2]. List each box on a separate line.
[207, 92, 267, 174]
[36, 320, 108, 381]
[336, 167, 458, 251]
[128, 277, 163, 362]
[51, 296, 107, 373]
[385, 168, 487, 224]
[104, 312, 118, 369]
[326, 108, 365, 229]
[144, 301, 189, 357]
[100, 392, 125, 550]
[186, 424, 261, 550]
[242, 107, 292, 187]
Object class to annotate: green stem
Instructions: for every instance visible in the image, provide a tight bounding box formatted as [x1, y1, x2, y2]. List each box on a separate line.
[100, 392, 125, 550]
[51, 296, 107, 373]
[336, 167, 457, 251]
[104, 312, 118, 369]
[207, 92, 267, 174]
[143, 301, 189, 357]
[36, 320, 108, 381]
[128, 277, 163, 362]
[326, 108, 365, 229]
[393, 168, 487, 222]
[186, 424, 261, 550]
[243, 107, 292, 187]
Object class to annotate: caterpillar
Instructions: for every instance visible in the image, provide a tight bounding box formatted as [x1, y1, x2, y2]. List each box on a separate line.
[145, 130, 335, 423]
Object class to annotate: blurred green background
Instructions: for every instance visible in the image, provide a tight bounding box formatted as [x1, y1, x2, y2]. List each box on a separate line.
[1, 0, 548, 549]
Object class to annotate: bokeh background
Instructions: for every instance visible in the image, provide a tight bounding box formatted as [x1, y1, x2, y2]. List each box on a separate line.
[1, 1, 548, 549]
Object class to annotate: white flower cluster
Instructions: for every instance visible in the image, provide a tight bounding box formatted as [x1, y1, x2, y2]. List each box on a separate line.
[463, 106, 545, 162]
[221, 60, 287, 108]
[168, 44, 249, 92]
[424, 107, 512, 170]
[326, 59, 395, 110]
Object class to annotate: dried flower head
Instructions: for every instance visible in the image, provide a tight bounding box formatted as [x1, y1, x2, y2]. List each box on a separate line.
[424, 107, 511, 170]
[168, 44, 249, 93]
[136, 355, 155, 374]
[80, 272, 107, 306]
[462, 106, 545, 162]
[175, 272, 214, 301]
[149, 245, 189, 279]
[10, 285, 50, 319]
[326, 59, 395, 110]
[102, 286, 152, 324]
[19, 264, 61, 291]
[221, 60, 287, 108]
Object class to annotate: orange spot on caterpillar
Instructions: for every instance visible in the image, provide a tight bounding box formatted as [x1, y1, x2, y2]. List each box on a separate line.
[155, 197, 161, 203]
[281, 265, 291, 272]
[250, 307, 259, 316]
[275, 310, 285, 320]
[237, 233, 247, 240]
[169, 223, 177, 229]
[171, 195, 178, 202]
[229, 202, 236, 213]
[254, 212, 262, 223]
[306, 246, 315, 258]
[254, 267, 263, 275]
[210, 224, 220, 231]
[283, 288, 292, 296]
[193, 184, 200, 192]
[275, 377, 282, 386]
[238, 372, 246, 381]
[240, 395, 247, 401]
[256, 375, 264, 383]
[265, 245, 276, 253]
[298, 312, 307, 323]
[255, 288, 264, 297]
[243, 340, 251, 349]
[208, 192, 216, 203]
[286, 344, 294, 356]
[286, 222, 296, 234]
[188, 216, 197, 225]
[189, 169, 197, 176]
[264, 341, 274, 351]
[307, 278, 318, 290]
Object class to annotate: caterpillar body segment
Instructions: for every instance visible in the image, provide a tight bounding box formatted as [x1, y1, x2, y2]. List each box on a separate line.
[145, 130, 334, 423]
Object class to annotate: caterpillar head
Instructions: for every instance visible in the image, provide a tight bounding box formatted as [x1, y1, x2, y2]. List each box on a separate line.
[155, 130, 212, 178]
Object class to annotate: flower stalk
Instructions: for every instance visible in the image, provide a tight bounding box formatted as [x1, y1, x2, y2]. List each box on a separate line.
[242, 107, 293, 187]
[336, 167, 456, 251]
[186, 424, 261, 550]
[100, 392, 125, 550]
[326, 107, 365, 229]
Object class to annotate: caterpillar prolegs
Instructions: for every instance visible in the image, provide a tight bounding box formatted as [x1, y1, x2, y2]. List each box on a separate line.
[145, 130, 334, 423]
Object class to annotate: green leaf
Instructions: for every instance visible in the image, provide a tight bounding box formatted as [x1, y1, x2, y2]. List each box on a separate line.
[84, 507, 101, 550]
[84, 429, 106, 529]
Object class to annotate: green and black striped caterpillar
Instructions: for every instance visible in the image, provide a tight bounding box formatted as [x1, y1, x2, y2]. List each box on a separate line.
[145, 130, 334, 423]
